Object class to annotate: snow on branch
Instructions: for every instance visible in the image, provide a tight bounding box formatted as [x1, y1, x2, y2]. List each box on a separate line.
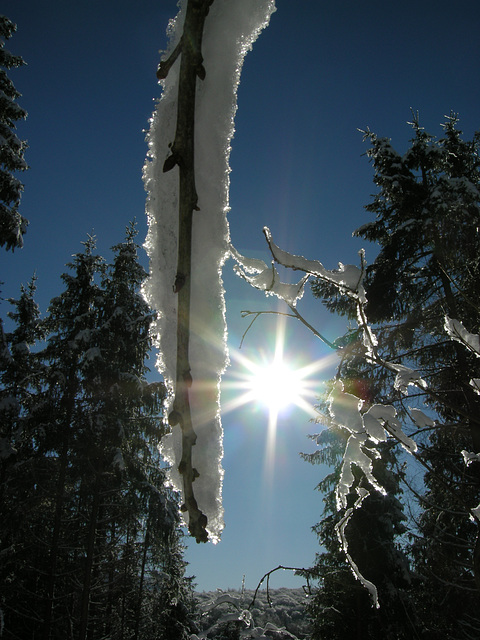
[231, 228, 367, 309]
[445, 316, 480, 357]
[366, 404, 417, 453]
[327, 383, 385, 509]
[143, 0, 276, 543]
[230, 244, 308, 307]
[263, 227, 367, 302]
[336, 487, 380, 608]
[409, 407, 435, 428]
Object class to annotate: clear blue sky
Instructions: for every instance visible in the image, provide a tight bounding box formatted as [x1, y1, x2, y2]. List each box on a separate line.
[1, 0, 480, 592]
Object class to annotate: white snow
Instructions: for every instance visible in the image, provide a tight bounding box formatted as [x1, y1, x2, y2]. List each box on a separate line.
[231, 228, 366, 306]
[336, 434, 384, 510]
[328, 381, 364, 435]
[445, 316, 480, 357]
[409, 408, 435, 428]
[335, 487, 379, 608]
[470, 378, 480, 395]
[366, 404, 417, 453]
[388, 362, 427, 395]
[362, 405, 389, 443]
[231, 244, 308, 307]
[264, 227, 366, 301]
[461, 450, 480, 467]
[143, 0, 276, 542]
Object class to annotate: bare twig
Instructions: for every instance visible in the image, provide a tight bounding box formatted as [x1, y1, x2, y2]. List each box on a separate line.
[240, 306, 337, 351]
[286, 303, 338, 350]
[239, 309, 296, 348]
[249, 565, 313, 609]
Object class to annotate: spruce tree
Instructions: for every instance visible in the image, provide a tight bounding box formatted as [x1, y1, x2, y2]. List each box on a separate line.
[0, 228, 195, 639]
[303, 365, 414, 639]
[0, 278, 44, 637]
[0, 15, 28, 251]
[37, 236, 106, 639]
[75, 223, 193, 640]
[312, 113, 480, 637]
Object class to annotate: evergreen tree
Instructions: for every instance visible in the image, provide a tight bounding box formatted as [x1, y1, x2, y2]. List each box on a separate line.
[73, 223, 193, 640]
[303, 366, 414, 639]
[37, 235, 106, 639]
[312, 113, 480, 636]
[0, 278, 44, 636]
[0, 15, 28, 251]
[0, 227, 195, 639]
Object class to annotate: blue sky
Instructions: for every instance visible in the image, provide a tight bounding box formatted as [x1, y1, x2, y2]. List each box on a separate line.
[2, 0, 480, 591]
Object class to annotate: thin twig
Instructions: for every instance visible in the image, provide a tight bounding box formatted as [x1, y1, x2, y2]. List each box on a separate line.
[240, 306, 337, 351]
[249, 565, 313, 610]
[239, 309, 296, 348]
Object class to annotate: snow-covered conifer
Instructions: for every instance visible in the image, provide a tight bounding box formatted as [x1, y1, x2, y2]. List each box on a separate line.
[0, 15, 28, 251]
[311, 113, 480, 635]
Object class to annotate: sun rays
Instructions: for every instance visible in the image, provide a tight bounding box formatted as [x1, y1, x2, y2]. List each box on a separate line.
[221, 315, 338, 453]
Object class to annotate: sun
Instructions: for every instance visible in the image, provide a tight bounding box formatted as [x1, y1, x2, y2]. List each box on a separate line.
[219, 315, 339, 424]
[247, 359, 305, 414]
[221, 347, 332, 421]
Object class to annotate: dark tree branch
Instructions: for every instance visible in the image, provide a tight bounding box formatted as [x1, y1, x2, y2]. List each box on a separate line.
[164, 0, 214, 544]
[249, 565, 313, 610]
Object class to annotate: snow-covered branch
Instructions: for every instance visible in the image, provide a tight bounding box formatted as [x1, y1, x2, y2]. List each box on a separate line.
[232, 228, 480, 602]
[143, 0, 276, 543]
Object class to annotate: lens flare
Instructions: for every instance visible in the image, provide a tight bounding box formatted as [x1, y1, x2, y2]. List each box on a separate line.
[247, 359, 304, 412]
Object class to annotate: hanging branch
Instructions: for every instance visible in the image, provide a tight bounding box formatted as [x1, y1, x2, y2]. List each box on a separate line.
[161, 0, 214, 544]
[249, 565, 313, 609]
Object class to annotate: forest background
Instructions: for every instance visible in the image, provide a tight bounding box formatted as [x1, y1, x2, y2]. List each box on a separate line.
[2, 0, 480, 596]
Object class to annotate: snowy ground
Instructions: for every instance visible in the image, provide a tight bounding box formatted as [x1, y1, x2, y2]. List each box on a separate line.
[194, 587, 311, 639]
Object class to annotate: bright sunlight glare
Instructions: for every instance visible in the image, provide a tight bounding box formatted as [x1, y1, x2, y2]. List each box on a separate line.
[247, 360, 304, 413]
[219, 314, 340, 422]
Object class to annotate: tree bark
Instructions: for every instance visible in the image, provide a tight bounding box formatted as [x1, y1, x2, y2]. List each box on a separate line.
[78, 472, 102, 640]
[162, 0, 214, 543]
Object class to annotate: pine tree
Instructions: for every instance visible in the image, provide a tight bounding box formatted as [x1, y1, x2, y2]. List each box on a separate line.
[0, 278, 44, 637]
[312, 113, 480, 636]
[0, 15, 28, 251]
[0, 228, 196, 639]
[303, 365, 414, 639]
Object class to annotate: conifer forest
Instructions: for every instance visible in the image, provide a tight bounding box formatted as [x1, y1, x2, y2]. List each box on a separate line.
[2, 2, 480, 638]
